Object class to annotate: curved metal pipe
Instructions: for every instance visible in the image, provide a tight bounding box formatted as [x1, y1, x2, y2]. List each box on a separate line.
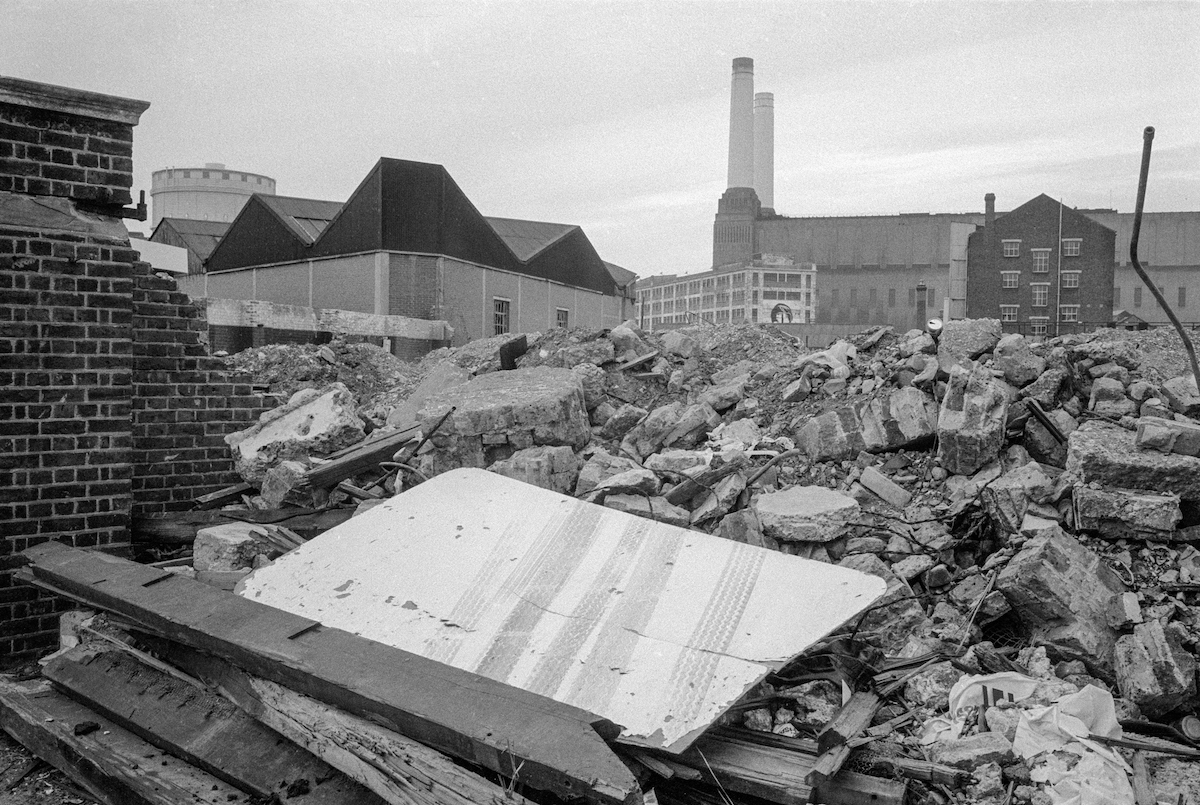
[1129, 127, 1200, 392]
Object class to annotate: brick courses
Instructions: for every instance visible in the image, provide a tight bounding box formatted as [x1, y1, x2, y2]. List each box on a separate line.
[0, 77, 267, 658]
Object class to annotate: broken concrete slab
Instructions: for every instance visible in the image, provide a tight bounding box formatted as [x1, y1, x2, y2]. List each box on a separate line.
[1114, 620, 1198, 719]
[752, 486, 861, 543]
[858, 466, 912, 508]
[385, 361, 470, 428]
[1019, 366, 1072, 409]
[699, 376, 748, 412]
[937, 366, 1009, 476]
[660, 330, 698, 358]
[620, 402, 683, 461]
[571, 363, 609, 411]
[238, 468, 887, 754]
[1073, 485, 1181, 541]
[837, 554, 931, 653]
[993, 333, 1046, 388]
[575, 449, 642, 495]
[644, 449, 710, 475]
[995, 527, 1125, 675]
[1161, 375, 1200, 417]
[1023, 407, 1078, 468]
[980, 461, 1056, 534]
[937, 318, 1002, 374]
[714, 510, 776, 549]
[928, 732, 1015, 770]
[603, 494, 691, 527]
[488, 445, 582, 495]
[1135, 415, 1200, 457]
[898, 329, 935, 358]
[259, 459, 310, 509]
[418, 367, 590, 476]
[226, 383, 366, 484]
[1088, 376, 1136, 418]
[796, 387, 937, 462]
[662, 403, 723, 451]
[1066, 420, 1200, 501]
[599, 403, 647, 442]
[608, 322, 652, 362]
[592, 468, 661, 497]
[194, 522, 271, 572]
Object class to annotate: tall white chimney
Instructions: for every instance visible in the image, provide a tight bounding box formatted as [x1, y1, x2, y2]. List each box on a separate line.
[727, 57, 755, 189]
[753, 91, 774, 211]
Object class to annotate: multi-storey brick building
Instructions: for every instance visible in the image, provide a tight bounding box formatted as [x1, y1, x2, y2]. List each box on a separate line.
[966, 193, 1115, 337]
[634, 256, 816, 331]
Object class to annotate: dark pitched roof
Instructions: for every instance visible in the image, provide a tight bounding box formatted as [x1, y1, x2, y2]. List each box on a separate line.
[206, 158, 621, 296]
[603, 261, 638, 288]
[150, 217, 230, 261]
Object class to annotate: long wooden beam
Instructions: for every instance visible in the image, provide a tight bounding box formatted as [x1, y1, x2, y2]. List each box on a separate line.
[20, 542, 640, 805]
[42, 645, 385, 805]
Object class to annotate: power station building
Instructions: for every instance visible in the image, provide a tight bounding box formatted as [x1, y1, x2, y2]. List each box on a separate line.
[149, 163, 276, 226]
[645, 57, 1200, 338]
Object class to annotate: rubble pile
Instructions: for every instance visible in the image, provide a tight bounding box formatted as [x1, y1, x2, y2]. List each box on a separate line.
[11, 320, 1200, 805]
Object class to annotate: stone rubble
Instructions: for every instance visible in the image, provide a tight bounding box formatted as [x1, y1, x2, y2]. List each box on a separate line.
[212, 319, 1200, 805]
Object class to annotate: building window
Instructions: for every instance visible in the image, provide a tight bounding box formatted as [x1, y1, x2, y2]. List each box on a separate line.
[202, 171, 210, 179]
[222, 172, 230, 180]
[1114, 287, 1121, 306]
[1134, 287, 1142, 307]
[182, 170, 191, 178]
[888, 288, 896, 307]
[1060, 305, 1079, 322]
[831, 288, 840, 306]
[751, 308, 758, 321]
[493, 298, 511, 335]
[1003, 240, 1021, 258]
[556, 308, 569, 329]
[1180, 287, 1187, 308]
[1030, 319, 1049, 337]
[1062, 272, 1080, 288]
[1002, 272, 1019, 289]
[869, 288, 877, 305]
[1032, 285, 1049, 307]
[1032, 249, 1050, 273]
[849, 288, 858, 306]
[1000, 305, 1018, 322]
[1062, 239, 1081, 257]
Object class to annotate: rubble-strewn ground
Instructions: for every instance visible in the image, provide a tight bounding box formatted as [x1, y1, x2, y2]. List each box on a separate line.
[57, 322, 1200, 802]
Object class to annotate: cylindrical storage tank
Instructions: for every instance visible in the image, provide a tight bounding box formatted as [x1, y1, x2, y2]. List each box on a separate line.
[150, 163, 277, 226]
[753, 92, 774, 211]
[727, 58, 755, 190]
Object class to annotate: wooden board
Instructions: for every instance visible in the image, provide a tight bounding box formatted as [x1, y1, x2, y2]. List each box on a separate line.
[42, 645, 384, 805]
[132, 507, 354, 545]
[0, 677, 241, 805]
[240, 468, 887, 753]
[304, 425, 420, 490]
[20, 541, 639, 805]
[157, 641, 540, 805]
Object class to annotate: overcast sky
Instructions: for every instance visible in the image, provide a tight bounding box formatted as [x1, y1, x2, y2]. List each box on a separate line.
[5, 1, 1199, 276]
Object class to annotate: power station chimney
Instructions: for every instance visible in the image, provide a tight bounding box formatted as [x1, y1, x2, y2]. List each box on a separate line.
[727, 57, 755, 189]
[753, 91, 774, 212]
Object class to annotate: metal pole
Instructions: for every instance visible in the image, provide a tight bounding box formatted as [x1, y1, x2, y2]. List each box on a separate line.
[1130, 127, 1200, 392]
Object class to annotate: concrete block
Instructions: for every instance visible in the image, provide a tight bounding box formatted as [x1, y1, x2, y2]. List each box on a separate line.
[837, 554, 931, 653]
[1074, 485, 1181, 540]
[796, 387, 937, 462]
[488, 445, 582, 494]
[194, 522, 270, 572]
[1108, 591, 1143, 630]
[1089, 376, 1136, 417]
[259, 459, 310, 509]
[644, 449, 710, 475]
[859, 466, 912, 508]
[575, 449, 642, 495]
[1115, 620, 1198, 718]
[753, 486, 861, 543]
[593, 468, 661, 497]
[600, 402, 647, 441]
[226, 383, 366, 484]
[385, 360, 470, 428]
[937, 318, 1003, 373]
[937, 366, 1009, 476]
[1136, 415, 1200, 457]
[602, 494, 691, 527]
[995, 527, 1124, 675]
[1162, 375, 1200, 416]
[981, 461, 1056, 534]
[699, 377, 748, 412]
[1019, 366, 1071, 409]
[620, 402, 683, 461]
[1066, 421, 1200, 501]
[661, 330, 698, 358]
[929, 732, 1015, 770]
[994, 333, 1046, 388]
[570, 363, 608, 410]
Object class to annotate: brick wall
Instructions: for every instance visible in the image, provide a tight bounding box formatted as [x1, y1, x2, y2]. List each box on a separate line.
[0, 77, 267, 659]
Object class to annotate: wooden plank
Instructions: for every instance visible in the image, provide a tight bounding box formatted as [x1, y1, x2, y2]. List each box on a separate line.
[663, 456, 747, 506]
[1132, 751, 1156, 805]
[804, 743, 850, 787]
[19, 542, 639, 805]
[193, 482, 255, 509]
[305, 426, 420, 490]
[0, 677, 242, 805]
[132, 507, 354, 545]
[43, 645, 383, 805]
[817, 691, 880, 753]
[157, 641, 540, 805]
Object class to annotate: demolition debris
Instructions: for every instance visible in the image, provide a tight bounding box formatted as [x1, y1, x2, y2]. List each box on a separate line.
[5, 319, 1200, 805]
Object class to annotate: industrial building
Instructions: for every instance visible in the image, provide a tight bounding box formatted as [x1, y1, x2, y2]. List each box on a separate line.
[180, 157, 635, 353]
[150, 163, 276, 226]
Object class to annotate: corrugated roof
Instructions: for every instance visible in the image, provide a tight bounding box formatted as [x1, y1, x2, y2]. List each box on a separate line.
[258, 195, 344, 244]
[485, 216, 576, 262]
[154, 218, 230, 261]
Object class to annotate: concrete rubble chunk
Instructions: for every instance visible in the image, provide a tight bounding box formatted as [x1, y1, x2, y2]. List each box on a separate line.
[1066, 420, 1200, 501]
[386, 360, 470, 428]
[1019, 366, 1071, 409]
[418, 366, 590, 476]
[837, 554, 931, 653]
[994, 333, 1046, 388]
[259, 459, 310, 508]
[898, 329, 936, 358]
[660, 330, 698, 358]
[715, 510, 776, 549]
[690, 472, 747, 524]
[1074, 485, 1181, 541]
[796, 387, 937, 462]
[699, 376, 748, 412]
[570, 363, 608, 410]
[1114, 620, 1198, 718]
[226, 383, 366, 484]
[995, 527, 1125, 675]
[488, 445, 582, 494]
[1023, 408, 1078, 468]
[752, 486, 860, 543]
[1162, 375, 1200, 416]
[1136, 415, 1200, 457]
[928, 732, 1015, 770]
[600, 402, 648, 441]
[661, 402, 722, 451]
[1108, 591, 1143, 630]
[713, 359, 759, 386]
[644, 449, 710, 474]
[1088, 376, 1136, 418]
[937, 366, 1009, 476]
[602, 494, 691, 527]
[522, 338, 614, 369]
[575, 449, 642, 495]
[194, 522, 270, 572]
[980, 461, 1056, 534]
[592, 468, 661, 497]
[858, 466, 912, 508]
[620, 402, 683, 461]
[608, 321, 652, 361]
[937, 318, 1002, 373]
